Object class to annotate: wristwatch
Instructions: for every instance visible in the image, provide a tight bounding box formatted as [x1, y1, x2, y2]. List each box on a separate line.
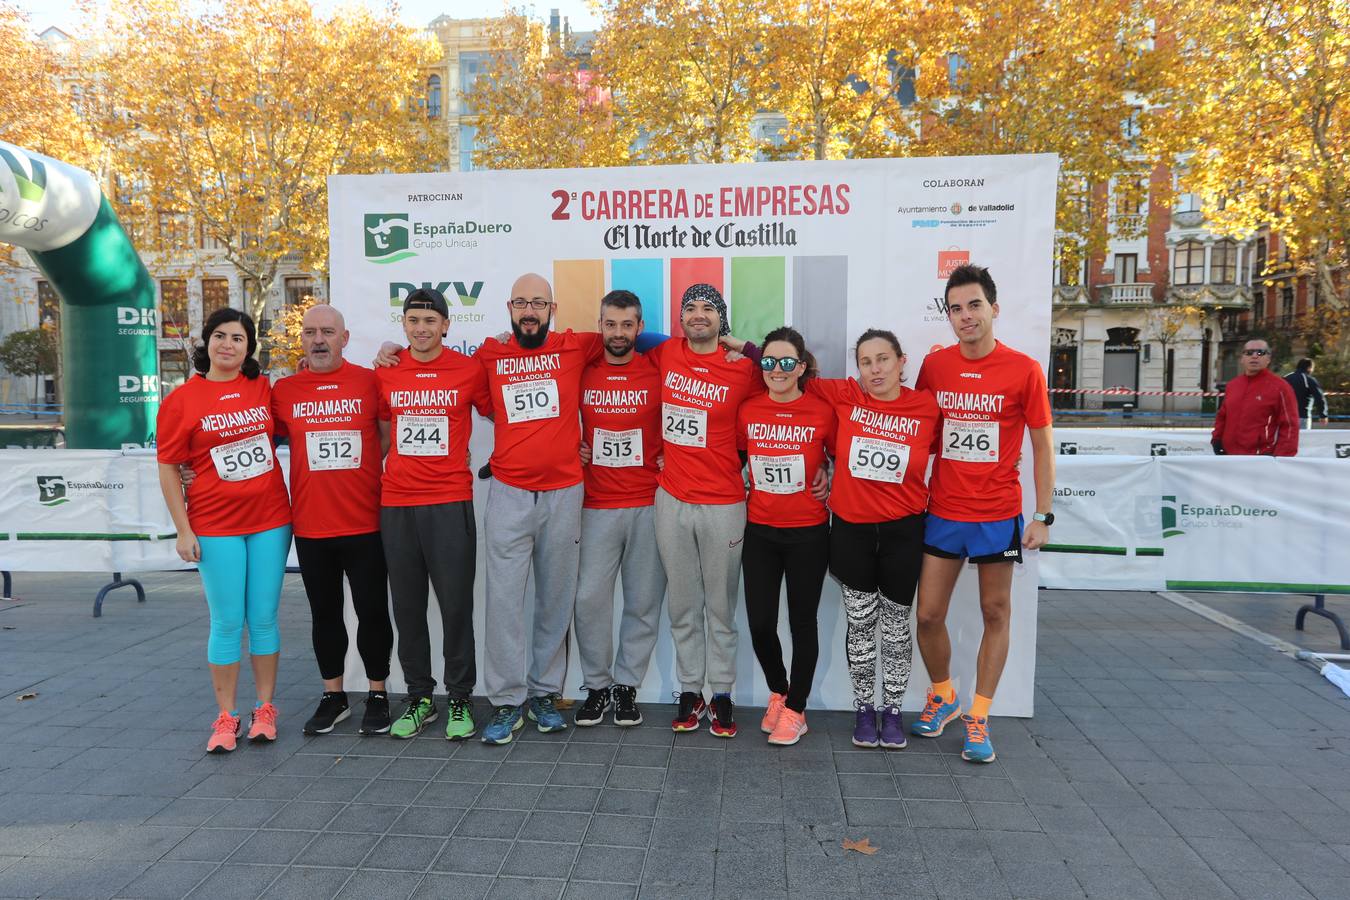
[1032, 511, 1055, 526]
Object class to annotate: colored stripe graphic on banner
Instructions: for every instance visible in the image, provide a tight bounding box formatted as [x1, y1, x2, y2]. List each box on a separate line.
[730, 257, 786, 345]
[669, 257, 723, 338]
[792, 255, 848, 378]
[553, 259, 606, 332]
[610, 258, 664, 330]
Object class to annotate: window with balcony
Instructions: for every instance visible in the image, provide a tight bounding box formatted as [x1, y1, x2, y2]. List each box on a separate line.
[160, 279, 189, 339]
[1173, 241, 1204, 286]
[1252, 289, 1265, 326]
[1211, 240, 1237, 285]
[1280, 286, 1295, 327]
[201, 278, 230, 317]
[284, 276, 315, 307]
[427, 75, 442, 119]
[1113, 253, 1138, 284]
[1252, 235, 1267, 284]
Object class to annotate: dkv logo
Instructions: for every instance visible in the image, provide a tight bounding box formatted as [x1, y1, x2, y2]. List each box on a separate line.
[118, 374, 160, 403]
[389, 281, 484, 308]
[364, 213, 415, 264]
[116, 307, 158, 332]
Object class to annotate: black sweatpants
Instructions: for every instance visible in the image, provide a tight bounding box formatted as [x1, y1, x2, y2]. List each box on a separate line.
[741, 521, 830, 713]
[293, 531, 392, 682]
[828, 513, 925, 605]
[380, 501, 477, 700]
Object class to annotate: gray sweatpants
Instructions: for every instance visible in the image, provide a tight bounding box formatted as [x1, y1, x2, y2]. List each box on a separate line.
[574, 505, 667, 690]
[483, 479, 584, 707]
[653, 487, 745, 695]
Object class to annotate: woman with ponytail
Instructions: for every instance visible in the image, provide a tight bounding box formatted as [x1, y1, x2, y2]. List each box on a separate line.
[157, 308, 292, 753]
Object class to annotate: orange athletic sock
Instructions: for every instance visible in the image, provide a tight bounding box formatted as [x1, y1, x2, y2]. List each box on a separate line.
[969, 694, 993, 720]
[931, 679, 956, 704]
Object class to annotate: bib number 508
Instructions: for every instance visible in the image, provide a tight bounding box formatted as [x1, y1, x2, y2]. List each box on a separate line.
[221, 445, 267, 474]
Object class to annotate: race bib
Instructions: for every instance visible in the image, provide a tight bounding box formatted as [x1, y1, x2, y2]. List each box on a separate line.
[848, 435, 910, 484]
[662, 403, 707, 448]
[210, 432, 274, 482]
[306, 429, 362, 471]
[942, 419, 999, 463]
[750, 454, 806, 495]
[396, 414, 448, 456]
[502, 378, 560, 424]
[592, 427, 644, 468]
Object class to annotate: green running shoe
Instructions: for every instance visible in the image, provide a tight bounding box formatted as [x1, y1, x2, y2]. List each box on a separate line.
[444, 697, 476, 741]
[389, 696, 437, 739]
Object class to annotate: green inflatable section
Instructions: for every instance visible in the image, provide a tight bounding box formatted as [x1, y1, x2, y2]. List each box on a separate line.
[0, 141, 158, 448]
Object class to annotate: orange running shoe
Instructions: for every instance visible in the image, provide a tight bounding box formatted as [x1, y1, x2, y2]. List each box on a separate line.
[207, 712, 240, 754]
[248, 702, 278, 743]
[760, 691, 788, 734]
[767, 708, 808, 746]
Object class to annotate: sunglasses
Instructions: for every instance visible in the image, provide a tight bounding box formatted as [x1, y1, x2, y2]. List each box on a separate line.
[760, 356, 801, 373]
[1242, 349, 1270, 357]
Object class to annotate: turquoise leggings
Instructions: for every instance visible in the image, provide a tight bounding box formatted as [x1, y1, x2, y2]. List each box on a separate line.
[197, 524, 293, 665]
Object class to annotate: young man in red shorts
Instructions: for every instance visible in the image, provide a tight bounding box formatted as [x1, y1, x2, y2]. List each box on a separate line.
[912, 264, 1055, 763]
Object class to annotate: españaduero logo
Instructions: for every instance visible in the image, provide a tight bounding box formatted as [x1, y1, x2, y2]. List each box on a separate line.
[364, 213, 414, 263]
[35, 475, 125, 507]
[1151, 494, 1278, 538]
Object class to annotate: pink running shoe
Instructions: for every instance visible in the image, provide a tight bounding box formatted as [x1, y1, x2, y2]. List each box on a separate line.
[207, 712, 240, 754]
[248, 702, 278, 743]
[767, 708, 808, 746]
[761, 691, 788, 734]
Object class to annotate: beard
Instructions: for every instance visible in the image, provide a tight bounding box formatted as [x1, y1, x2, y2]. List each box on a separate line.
[511, 315, 552, 350]
[604, 336, 634, 358]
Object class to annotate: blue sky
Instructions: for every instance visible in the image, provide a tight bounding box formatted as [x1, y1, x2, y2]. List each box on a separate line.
[18, 0, 599, 35]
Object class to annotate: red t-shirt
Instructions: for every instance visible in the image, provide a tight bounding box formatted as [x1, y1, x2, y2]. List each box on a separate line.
[474, 330, 604, 492]
[737, 390, 835, 527]
[580, 352, 663, 509]
[271, 361, 382, 539]
[376, 347, 491, 507]
[916, 341, 1052, 522]
[648, 338, 761, 505]
[155, 373, 292, 538]
[810, 378, 938, 524]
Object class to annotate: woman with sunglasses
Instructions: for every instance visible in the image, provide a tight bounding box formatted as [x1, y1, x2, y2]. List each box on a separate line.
[736, 327, 835, 745]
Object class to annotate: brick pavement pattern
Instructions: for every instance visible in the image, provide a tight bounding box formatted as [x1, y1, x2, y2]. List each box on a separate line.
[0, 574, 1348, 899]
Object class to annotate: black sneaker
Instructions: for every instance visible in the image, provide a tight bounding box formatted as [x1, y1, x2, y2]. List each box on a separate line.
[303, 691, 350, 735]
[612, 684, 642, 726]
[359, 691, 391, 735]
[710, 694, 737, 738]
[575, 687, 611, 727]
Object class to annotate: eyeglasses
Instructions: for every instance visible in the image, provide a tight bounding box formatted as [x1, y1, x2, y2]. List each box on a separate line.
[759, 356, 801, 373]
[510, 299, 551, 310]
[1242, 348, 1270, 357]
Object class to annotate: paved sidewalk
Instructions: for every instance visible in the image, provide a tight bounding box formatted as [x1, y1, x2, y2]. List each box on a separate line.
[0, 574, 1347, 900]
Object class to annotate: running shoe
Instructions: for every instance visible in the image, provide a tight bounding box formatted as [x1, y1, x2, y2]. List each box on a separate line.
[852, 702, 879, 748]
[390, 696, 437, 740]
[612, 684, 643, 726]
[248, 702, 278, 743]
[761, 691, 787, 734]
[303, 691, 350, 736]
[527, 695, 567, 733]
[360, 691, 391, 735]
[879, 705, 907, 750]
[671, 692, 706, 732]
[767, 708, 808, 746]
[482, 705, 525, 744]
[709, 694, 737, 738]
[444, 697, 476, 741]
[911, 692, 961, 738]
[575, 687, 611, 727]
[207, 711, 240, 754]
[961, 715, 996, 763]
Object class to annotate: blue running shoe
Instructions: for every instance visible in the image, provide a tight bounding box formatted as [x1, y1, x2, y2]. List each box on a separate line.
[960, 714, 996, 763]
[482, 705, 525, 745]
[527, 695, 568, 733]
[911, 692, 961, 738]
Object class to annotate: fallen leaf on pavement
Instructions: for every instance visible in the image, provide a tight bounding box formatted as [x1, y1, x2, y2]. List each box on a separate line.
[842, 837, 878, 855]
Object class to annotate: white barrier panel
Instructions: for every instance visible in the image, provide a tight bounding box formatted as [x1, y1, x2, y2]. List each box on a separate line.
[1043, 455, 1350, 594]
[1055, 427, 1350, 459]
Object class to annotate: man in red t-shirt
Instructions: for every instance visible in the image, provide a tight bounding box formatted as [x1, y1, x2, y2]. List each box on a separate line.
[911, 264, 1055, 765]
[272, 304, 393, 737]
[648, 283, 760, 737]
[571, 290, 666, 729]
[474, 273, 606, 745]
[376, 288, 492, 742]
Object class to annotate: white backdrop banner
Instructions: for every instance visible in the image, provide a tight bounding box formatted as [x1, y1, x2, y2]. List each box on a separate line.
[1055, 427, 1350, 459]
[1042, 455, 1350, 593]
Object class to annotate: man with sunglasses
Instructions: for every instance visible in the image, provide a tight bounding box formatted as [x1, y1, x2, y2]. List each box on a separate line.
[1211, 339, 1299, 456]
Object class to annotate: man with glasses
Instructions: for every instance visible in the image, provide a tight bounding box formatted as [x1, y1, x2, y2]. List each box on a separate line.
[1212, 339, 1299, 457]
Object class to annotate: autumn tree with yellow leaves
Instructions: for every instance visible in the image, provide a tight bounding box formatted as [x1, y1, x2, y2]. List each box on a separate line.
[90, 0, 444, 324]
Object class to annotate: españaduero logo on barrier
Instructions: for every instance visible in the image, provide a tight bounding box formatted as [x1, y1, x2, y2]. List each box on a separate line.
[1138, 494, 1280, 540]
[35, 475, 126, 507]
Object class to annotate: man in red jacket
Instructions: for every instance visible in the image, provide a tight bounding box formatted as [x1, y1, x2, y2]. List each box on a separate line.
[1212, 339, 1299, 456]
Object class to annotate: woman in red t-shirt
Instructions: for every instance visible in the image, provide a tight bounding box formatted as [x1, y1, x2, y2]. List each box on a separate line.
[156, 309, 292, 754]
[737, 327, 835, 747]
